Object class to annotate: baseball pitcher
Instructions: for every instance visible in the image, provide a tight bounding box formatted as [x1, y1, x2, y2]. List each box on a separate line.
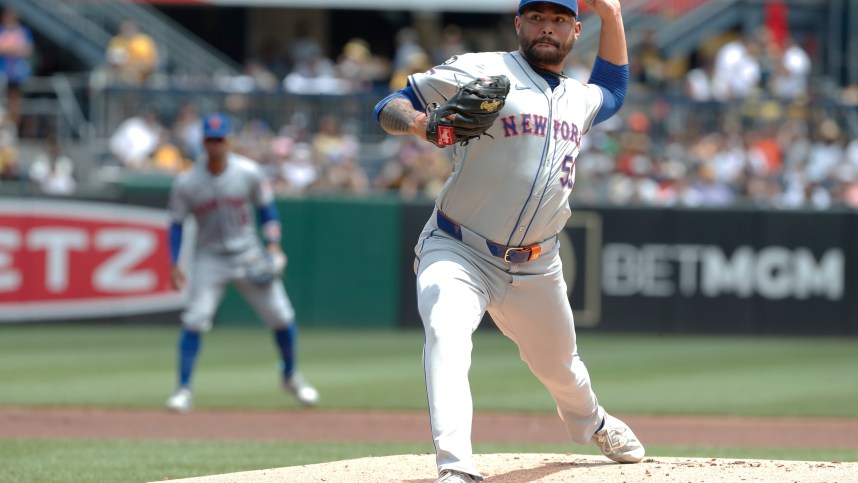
[374, 1, 643, 481]
[165, 113, 318, 412]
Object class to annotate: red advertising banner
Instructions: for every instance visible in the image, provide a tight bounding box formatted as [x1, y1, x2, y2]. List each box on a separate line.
[0, 199, 183, 322]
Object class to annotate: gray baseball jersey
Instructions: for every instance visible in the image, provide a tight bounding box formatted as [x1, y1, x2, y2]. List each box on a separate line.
[168, 153, 294, 332]
[169, 153, 272, 256]
[409, 51, 602, 247]
[407, 51, 607, 477]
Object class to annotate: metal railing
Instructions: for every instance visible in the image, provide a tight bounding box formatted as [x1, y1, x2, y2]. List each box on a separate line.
[86, 84, 858, 145]
[16, 73, 94, 142]
[4, 0, 241, 76]
[65, 0, 242, 76]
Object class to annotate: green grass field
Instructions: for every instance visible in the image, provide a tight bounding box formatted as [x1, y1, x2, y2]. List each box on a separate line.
[1, 325, 857, 482]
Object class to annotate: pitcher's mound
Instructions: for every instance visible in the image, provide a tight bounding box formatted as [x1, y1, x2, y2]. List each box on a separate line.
[163, 453, 856, 482]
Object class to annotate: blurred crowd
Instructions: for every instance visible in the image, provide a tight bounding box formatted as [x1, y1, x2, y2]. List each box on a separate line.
[1, 7, 858, 210]
[102, 100, 452, 201]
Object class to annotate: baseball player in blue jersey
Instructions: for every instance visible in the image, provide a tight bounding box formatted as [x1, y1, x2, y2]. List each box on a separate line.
[374, 1, 642, 481]
[165, 112, 318, 412]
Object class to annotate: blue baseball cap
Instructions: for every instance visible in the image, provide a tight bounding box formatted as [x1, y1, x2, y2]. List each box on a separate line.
[202, 112, 231, 139]
[518, 0, 578, 17]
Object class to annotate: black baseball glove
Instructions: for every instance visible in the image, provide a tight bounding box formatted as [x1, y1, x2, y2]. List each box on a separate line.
[425, 75, 511, 148]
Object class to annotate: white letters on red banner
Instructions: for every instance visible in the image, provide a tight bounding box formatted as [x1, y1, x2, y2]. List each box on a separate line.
[0, 199, 183, 322]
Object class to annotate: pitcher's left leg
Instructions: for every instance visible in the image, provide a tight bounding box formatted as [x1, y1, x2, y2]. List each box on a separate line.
[489, 260, 602, 444]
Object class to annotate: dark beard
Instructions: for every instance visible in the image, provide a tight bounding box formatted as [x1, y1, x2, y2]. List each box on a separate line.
[520, 36, 572, 66]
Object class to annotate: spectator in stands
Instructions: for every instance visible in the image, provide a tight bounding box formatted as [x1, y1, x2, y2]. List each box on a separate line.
[289, 25, 323, 71]
[389, 27, 430, 91]
[771, 36, 811, 100]
[271, 140, 318, 196]
[312, 156, 369, 195]
[392, 27, 425, 74]
[777, 118, 812, 175]
[310, 115, 367, 195]
[431, 24, 469, 65]
[108, 106, 164, 169]
[836, 138, 858, 207]
[336, 38, 390, 93]
[150, 130, 192, 174]
[805, 119, 844, 185]
[713, 32, 761, 100]
[171, 102, 203, 162]
[373, 136, 452, 200]
[28, 135, 76, 195]
[233, 118, 274, 163]
[847, 134, 858, 170]
[220, 59, 280, 93]
[312, 115, 358, 166]
[0, 140, 22, 182]
[283, 55, 348, 94]
[0, 105, 17, 148]
[254, 36, 290, 81]
[841, 179, 858, 208]
[398, 146, 452, 200]
[631, 29, 667, 92]
[105, 20, 160, 86]
[0, 8, 33, 128]
[744, 125, 782, 177]
[689, 162, 734, 207]
[753, 26, 782, 94]
[684, 57, 723, 102]
[389, 50, 431, 92]
[284, 29, 354, 94]
[243, 59, 279, 92]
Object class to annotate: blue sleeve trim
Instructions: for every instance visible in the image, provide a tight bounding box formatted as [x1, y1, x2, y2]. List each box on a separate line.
[373, 85, 423, 121]
[257, 202, 280, 225]
[169, 222, 183, 266]
[589, 57, 629, 125]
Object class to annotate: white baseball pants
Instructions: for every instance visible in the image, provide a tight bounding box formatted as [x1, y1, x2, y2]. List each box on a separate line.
[415, 225, 604, 478]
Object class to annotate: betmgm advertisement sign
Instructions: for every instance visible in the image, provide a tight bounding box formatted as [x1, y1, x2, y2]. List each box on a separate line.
[560, 208, 855, 335]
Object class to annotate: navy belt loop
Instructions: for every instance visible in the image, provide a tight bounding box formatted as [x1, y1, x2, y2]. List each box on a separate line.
[436, 210, 463, 241]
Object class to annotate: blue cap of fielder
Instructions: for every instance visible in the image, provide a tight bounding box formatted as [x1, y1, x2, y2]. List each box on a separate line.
[202, 112, 231, 139]
[518, 0, 578, 17]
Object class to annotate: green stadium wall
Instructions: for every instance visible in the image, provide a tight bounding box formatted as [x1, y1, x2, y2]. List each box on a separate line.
[215, 195, 402, 329]
[5, 181, 858, 336]
[58, 179, 404, 329]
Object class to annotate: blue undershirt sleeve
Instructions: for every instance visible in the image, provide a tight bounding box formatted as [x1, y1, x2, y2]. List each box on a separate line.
[373, 85, 423, 122]
[169, 222, 183, 266]
[257, 202, 280, 225]
[589, 56, 629, 125]
[257, 203, 282, 245]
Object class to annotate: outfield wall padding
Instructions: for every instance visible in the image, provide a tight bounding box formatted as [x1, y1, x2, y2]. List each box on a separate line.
[4, 186, 856, 335]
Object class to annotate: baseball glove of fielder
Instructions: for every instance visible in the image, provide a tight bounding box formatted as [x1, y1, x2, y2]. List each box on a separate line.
[245, 250, 287, 285]
[425, 74, 510, 148]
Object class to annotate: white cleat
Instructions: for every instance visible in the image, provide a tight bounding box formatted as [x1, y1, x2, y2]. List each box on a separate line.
[591, 413, 646, 463]
[436, 469, 481, 483]
[165, 388, 193, 413]
[283, 372, 319, 406]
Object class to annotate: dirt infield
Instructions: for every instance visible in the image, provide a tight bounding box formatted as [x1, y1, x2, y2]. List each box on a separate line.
[3, 408, 857, 482]
[3, 407, 858, 448]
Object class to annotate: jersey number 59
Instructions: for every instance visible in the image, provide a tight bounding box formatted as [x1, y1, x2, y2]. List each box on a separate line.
[559, 155, 576, 190]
